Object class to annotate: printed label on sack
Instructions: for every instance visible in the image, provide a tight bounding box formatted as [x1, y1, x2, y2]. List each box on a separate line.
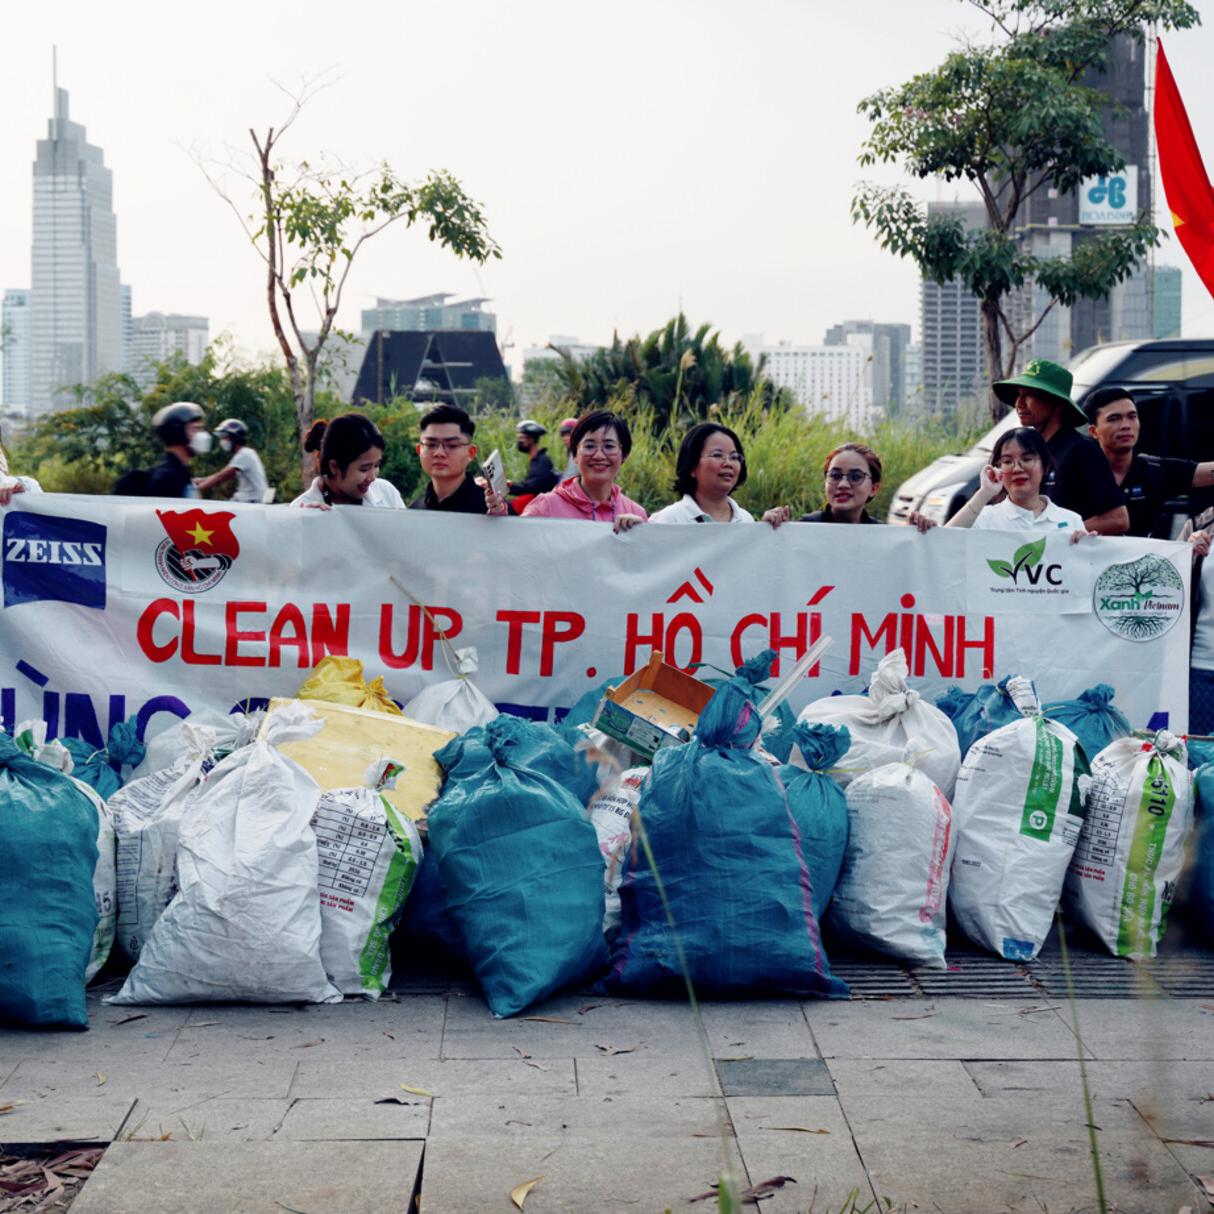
[1115, 754, 1174, 957]
[314, 789, 391, 904]
[1020, 720, 1064, 841]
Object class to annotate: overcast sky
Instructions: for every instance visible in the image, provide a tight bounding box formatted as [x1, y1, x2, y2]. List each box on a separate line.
[2, 0, 1212, 372]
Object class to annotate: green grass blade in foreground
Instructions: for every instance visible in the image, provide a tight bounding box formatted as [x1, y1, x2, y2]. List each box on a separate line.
[631, 802, 743, 1210]
[1056, 914, 1107, 1214]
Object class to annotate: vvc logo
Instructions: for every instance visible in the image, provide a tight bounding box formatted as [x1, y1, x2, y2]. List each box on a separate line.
[3, 513, 107, 609]
[986, 537, 1062, 586]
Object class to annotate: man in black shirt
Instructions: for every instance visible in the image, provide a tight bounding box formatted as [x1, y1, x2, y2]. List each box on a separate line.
[508, 419, 560, 500]
[992, 359, 1129, 534]
[140, 402, 210, 498]
[408, 404, 508, 515]
[1085, 386, 1214, 536]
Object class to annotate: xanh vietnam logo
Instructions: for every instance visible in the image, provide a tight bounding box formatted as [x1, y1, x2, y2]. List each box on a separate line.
[986, 538, 1063, 587]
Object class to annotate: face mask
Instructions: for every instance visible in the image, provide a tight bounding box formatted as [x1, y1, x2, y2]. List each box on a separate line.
[219, 437, 233, 453]
[189, 431, 213, 456]
[516, 439, 530, 453]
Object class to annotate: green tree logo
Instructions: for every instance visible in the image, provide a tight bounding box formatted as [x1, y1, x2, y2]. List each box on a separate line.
[1094, 555, 1185, 642]
[987, 538, 1046, 583]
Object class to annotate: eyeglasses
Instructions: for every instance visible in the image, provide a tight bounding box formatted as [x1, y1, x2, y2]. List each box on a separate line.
[704, 451, 743, 464]
[825, 469, 871, 485]
[996, 453, 1041, 469]
[420, 439, 470, 452]
[579, 441, 622, 456]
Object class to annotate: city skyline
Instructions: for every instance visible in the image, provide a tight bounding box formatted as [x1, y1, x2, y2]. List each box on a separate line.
[2, 1, 1212, 387]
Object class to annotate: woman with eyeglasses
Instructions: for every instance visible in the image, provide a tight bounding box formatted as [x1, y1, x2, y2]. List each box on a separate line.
[521, 410, 647, 532]
[794, 443, 884, 525]
[291, 413, 407, 509]
[936, 426, 1085, 533]
[650, 423, 755, 523]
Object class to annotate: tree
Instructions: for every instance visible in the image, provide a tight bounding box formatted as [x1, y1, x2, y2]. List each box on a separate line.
[552, 313, 789, 428]
[201, 82, 501, 485]
[851, 0, 1200, 419]
[473, 375, 514, 411]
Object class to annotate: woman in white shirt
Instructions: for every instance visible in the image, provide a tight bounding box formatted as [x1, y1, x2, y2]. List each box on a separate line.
[290, 413, 406, 509]
[940, 427, 1086, 533]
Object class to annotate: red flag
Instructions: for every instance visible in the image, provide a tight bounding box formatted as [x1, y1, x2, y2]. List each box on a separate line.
[1155, 40, 1214, 299]
[155, 508, 241, 560]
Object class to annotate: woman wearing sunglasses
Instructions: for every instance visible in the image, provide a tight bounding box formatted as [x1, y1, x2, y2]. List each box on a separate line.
[798, 443, 884, 525]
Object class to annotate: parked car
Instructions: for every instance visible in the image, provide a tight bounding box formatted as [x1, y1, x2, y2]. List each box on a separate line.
[888, 338, 1214, 535]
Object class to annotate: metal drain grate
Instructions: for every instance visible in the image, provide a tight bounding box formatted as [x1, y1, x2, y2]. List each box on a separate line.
[914, 956, 1039, 999]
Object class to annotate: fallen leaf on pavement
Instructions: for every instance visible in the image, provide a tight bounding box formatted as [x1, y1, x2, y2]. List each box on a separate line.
[400, 1084, 433, 1097]
[512, 1046, 532, 1059]
[189, 1020, 220, 1028]
[762, 1125, 829, 1135]
[742, 1175, 797, 1201]
[522, 1016, 575, 1025]
[374, 1097, 415, 1105]
[382, 1030, 396, 1040]
[1196, 1174, 1214, 1199]
[716, 1055, 754, 1062]
[577, 1003, 606, 1015]
[522, 1060, 550, 1071]
[293, 1039, 325, 1048]
[94, 1072, 106, 1086]
[109, 1013, 148, 1026]
[1162, 1138, 1214, 1148]
[594, 1043, 636, 1056]
[510, 1175, 543, 1210]
[891, 1011, 937, 1020]
[0, 1101, 25, 1115]
[1010, 1137, 1027, 1149]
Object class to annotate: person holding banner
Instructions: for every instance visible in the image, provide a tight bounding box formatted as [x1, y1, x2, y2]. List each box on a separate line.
[521, 410, 647, 532]
[292, 413, 407, 509]
[409, 405, 508, 515]
[0, 426, 41, 507]
[928, 427, 1086, 534]
[798, 443, 884, 525]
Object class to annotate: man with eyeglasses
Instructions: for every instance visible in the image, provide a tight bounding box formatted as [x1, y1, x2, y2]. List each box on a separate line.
[991, 360, 1129, 534]
[409, 404, 508, 515]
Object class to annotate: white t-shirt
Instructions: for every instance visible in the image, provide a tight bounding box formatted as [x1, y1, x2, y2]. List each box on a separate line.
[290, 476, 406, 509]
[649, 494, 755, 524]
[228, 446, 268, 503]
[1192, 558, 1214, 671]
[971, 496, 1084, 533]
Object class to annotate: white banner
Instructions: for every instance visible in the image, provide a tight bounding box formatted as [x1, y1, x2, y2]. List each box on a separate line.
[0, 495, 1192, 748]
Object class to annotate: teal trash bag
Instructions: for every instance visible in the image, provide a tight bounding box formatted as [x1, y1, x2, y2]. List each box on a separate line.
[395, 849, 468, 967]
[783, 722, 851, 918]
[1043, 684, 1131, 766]
[936, 677, 1020, 757]
[0, 732, 99, 1029]
[1192, 765, 1214, 943]
[427, 715, 609, 1017]
[606, 681, 849, 999]
[704, 649, 797, 763]
[437, 718, 597, 806]
[1190, 739, 1214, 770]
[61, 715, 146, 799]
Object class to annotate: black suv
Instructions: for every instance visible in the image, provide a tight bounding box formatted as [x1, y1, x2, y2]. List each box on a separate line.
[889, 338, 1214, 536]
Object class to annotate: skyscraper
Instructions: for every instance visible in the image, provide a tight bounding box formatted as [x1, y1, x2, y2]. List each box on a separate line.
[29, 83, 123, 415]
[823, 320, 912, 414]
[1, 289, 32, 411]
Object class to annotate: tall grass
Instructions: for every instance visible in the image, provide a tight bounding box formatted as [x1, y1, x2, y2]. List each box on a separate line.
[472, 394, 988, 520]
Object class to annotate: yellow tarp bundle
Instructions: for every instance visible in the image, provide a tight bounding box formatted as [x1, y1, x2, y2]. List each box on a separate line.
[264, 698, 455, 822]
[297, 656, 402, 716]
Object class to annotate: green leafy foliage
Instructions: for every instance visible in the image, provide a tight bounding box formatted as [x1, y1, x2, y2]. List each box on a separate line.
[851, 0, 1200, 409]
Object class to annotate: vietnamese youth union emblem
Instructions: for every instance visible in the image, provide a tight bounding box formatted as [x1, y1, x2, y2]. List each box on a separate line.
[153, 508, 241, 593]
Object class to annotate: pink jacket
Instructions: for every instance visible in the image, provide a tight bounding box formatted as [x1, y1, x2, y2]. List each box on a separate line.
[521, 477, 649, 523]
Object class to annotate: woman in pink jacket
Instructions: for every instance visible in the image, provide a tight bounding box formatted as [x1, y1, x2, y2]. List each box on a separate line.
[521, 411, 648, 533]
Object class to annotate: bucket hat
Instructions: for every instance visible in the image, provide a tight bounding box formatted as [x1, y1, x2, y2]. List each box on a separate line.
[992, 359, 1085, 427]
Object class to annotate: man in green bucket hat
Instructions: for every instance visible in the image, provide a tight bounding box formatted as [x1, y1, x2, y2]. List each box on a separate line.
[992, 358, 1129, 535]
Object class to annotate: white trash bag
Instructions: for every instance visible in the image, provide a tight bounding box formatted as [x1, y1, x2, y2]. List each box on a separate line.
[950, 677, 1089, 961]
[796, 650, 961, 799]
[827, 757, 955, 969]
[587, 767, 646, 938]
[1064, 731, 1193, 960]
[402, 648, 498, 734]
[131, 706, 262, 780]
[314, 760, 423, 998]
[107, 722, 219, 961]
[108, 703, 341, 1005]
[14, 720, 117, 982]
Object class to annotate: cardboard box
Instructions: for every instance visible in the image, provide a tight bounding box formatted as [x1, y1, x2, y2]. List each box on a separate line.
[590, 653, 715, 759]
[263, 697, 455, 821]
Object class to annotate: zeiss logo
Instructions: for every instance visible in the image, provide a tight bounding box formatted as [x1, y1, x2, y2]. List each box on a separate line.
[3, 514, 107, 609]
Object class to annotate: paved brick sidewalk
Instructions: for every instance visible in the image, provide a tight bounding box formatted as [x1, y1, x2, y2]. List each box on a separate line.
[2, 944, 1212, 1214]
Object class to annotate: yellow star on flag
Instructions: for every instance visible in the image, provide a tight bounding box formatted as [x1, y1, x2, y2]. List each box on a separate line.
[187, 521, 214, 547]
[1172, 211, 1185, 228]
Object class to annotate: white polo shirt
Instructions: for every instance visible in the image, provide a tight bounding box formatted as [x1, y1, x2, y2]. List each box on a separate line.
[649, 494, 755, 524]
[971, 496, 1084, 533]
[290, 477, 406, 509]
